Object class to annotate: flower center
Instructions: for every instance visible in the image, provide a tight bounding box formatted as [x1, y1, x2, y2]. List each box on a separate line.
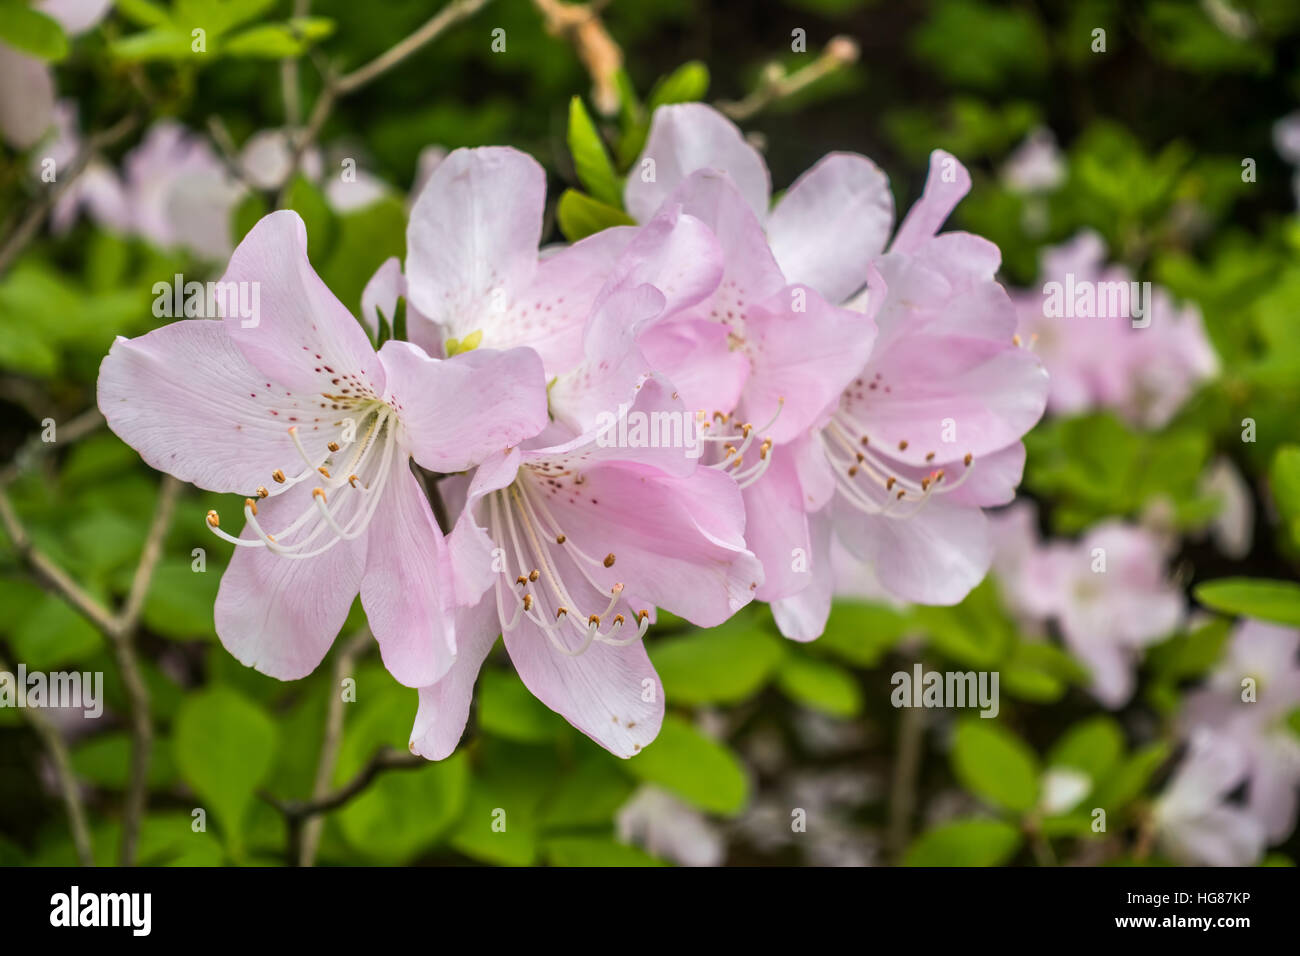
[822, 404, 975, 519]
[204, 398, 400, 557]
[693, 401, 781, 489]
[484, 470, 650, 656]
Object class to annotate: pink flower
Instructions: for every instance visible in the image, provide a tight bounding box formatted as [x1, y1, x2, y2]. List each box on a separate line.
[1154, 729, 1266, 867]
[98, 210, 549, 687]
[399, 147, 763, 756]
[619, 106, 885, 616]
[0, 0, 111, 148]
[1013, 231, 1217, 428]
[991, 509, 1185, 707]
[619, 106, 1046, 637]
[1000, 127, 1065, 195]
[777, 151, 1048, 634]
[120, 121, 244, 260]
[1182, 619, 1300, 842]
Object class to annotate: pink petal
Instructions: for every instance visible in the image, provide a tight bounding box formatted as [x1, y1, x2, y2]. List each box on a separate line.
[214, 481, 366, 679]
[767, 152, 895, 303]
[97, 318, 335, 494]
[360, 465, 457, 687]
[890, 149, 971, 255]
[377, 341, 548, 473]
[637, 319, 750, 415]
[739, 283, 877, 443]
[536, 462, 762, 627]
[220, 210, 384, 397]
[504, 619, 664, 758]
[406, 146, 545, 342]
[625, 103, 770, 223]
[834, 496, 990, 605]
[742, 447, 811, 603]
[770, 512, 834, 641]
[409, 596, 502, 760]
[0, 46, 55, 149]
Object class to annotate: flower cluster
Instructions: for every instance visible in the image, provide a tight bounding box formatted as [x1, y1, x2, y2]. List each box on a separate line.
[97, 103, 1049, 759]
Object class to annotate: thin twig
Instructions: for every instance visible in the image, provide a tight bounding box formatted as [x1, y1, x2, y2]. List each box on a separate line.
[0, 113, 140, 277]
[887, 686, 926, 861]
[718, 37, 860, 123]
[0, 407, 104, 488]
[277, 0, 493, 206]
[111, 475, 180, 866]
[0, 655, 95, 867]
[530, 0, 623, 115]
[263, 747, 426, 820]
[298, 628, 371, 867]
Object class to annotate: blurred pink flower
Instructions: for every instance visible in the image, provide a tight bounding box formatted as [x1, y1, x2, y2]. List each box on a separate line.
[1013, 231, 1217, 428]
[1182, 619, 1300, 842]
[98, 210, 549, 688]
[1154, 729, 1266, 866]
[0, 0, 111, 148]
[1000, 127, 1065, 194]
[990, 506, 1185, 707]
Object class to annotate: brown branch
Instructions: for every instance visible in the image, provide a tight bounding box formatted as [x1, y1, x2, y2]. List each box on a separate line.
[0, 407, 104, 488]
[0, 421, 181, 865]
[263, 747, 425, 821]
[717, 36, 859, 123]
[298, 628, 371, 866]
[887, 682, 926, 862]
[0, 655, 94, 867]
[531, 0, 623, 115]
[110, 475, 180, 866]
[0, 112, 140, 277]
[277, 0, 493, 206]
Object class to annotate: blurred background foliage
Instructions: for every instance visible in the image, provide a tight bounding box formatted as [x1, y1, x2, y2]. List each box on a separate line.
[2, 0, 1300, 867]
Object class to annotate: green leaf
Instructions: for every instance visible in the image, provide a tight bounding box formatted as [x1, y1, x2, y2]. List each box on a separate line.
[648, 61, 710, 110]
[173, 0, 276, 37]
[286, 174, 337, 261]
[1092, 742, 1172, 812]
[334, 680, 467, 862]
[567, 97, 623, 208]
[141, 558, 219, 640]
[221, 18, 335, 58]
[776, 654, 862, 717]
[231, 192, 269, 245]
[555, 189, 635, 242]
[813, 600, 910, 666]
[903, 819, 1022, 866]
[172, 687, 278, 853]
[0, 0, 68, 61]
[913, 578, 1014, 667]
[110, 28, 196, 61]
[625, 715, 748, 816]
[1048, 717, 1124, 783]
[10, 593, 103, 670]
[1195, 578, 1300, 627]
[1270, 446, 1300, 549]
[1001, 640, 1088, 702]
[648, 615, 785, 704]
[543, 836, 666, 867]
[477, 665, 564, 743]
[115, 0, 172, 27]
[951, 719, 1040, 814]
[73, 732, 176, 789]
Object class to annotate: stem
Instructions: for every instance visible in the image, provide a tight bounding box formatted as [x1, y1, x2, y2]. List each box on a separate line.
[0, 655, 94, 867]
[887, 689, 925, 862]
[297, 628, 370, 867]
[278, 0, 493, 206]
[718, 37, 859, 123]
[0, 113, 140, 277]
